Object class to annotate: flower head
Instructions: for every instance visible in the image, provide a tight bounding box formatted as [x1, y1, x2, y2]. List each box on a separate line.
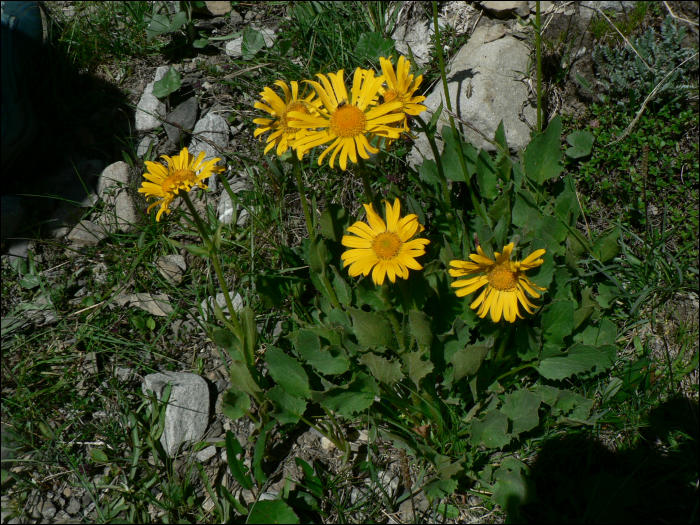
[287, 68, 406, 170]
[449, 243, 547, 323]
[341, 198, 430, 285]
[253, 80, 321, 156]
[139, 147, 225, 221]
[378, 56, 426, 124]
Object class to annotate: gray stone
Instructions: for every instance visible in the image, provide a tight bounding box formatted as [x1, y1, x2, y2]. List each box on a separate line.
[408, 24, 536, 167]
[0, 196, 25, 241]
[200, 291, 244, 321]
[483, 24, 507, 43]
[142, 372, 210, 457]
[137, 135, 157, 157]
[95, 162, 140, 233]
[374, 469, 400, 498]
[217, 191, 254, 227]
[114, 292, 174, 317]
[96, 162, 130, 199]
[164, 97, 199, 144]
[65, 497, 81, 515]
[189, 113, 229, 170]
[480, 1, 530, 18]
[578, 1, 638, 21]
[157, 254, 187, 285]
[39, 500, 57, 520]
[391, 18, 434, 68]
[67, 220, 108, 246]
[529, 0, 554, 12]
[135, 66, 169, 131]
[200, 1, 231, 16]
[195, 445, 217, 462]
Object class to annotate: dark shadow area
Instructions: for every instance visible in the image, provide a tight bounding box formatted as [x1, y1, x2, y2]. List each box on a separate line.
[521, 396, 699, 524]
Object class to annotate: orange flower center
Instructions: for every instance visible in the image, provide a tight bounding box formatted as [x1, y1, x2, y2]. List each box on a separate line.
[162, 169, 195, 194]
[281, 101, 308, 132]
[372, 231, 402, 260]
[330, 104, 367, 138]
[488, 261, 518, 291]
[382, 89, 401, 105]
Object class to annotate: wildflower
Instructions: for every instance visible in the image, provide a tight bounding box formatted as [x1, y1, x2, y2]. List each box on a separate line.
[287, 68, 405, 170]
[377, 56, 426, 126]
[253, 80, 321, 156]
[449, 243, 546, 323]
[139, 147, 224, 222]
[341, 198, 429, 285]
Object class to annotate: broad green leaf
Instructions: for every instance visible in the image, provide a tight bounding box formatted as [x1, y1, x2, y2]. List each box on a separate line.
[405, 194, 426, 225]
[225, 430, 253, 490]
[265, 346, 310, 398]
[308, 235, 330, 274]
[493, 215, 508, 251]
[596, 282, 616, 309]
[255, 274, 302, 308]
[418, 159, 440, 187]
[408, 310, 432, 347]
[537, 343, 616, 380]
[267, 385, 307, 426]
[359, 353, 404, 385]
[319, 203, 350, 242]
[573, 287, 599, 330]
[494, 120, 509, 153]
[501, 389, 541, 436]
[183, 243, 210, 257]
[592, 227, 621, 262]
[241, 27, 265, 60]
[552, 391, 594, 422]
[228, 359, 262, 399]
[565, 130, 594, 159]
[540, 299, 575, 345]
[492, 458, 535, 512]
[354, 32, 395, 63]
[220, 387, 250, 421]
[534, 216, 568, 245]
[330, 265, 352, 306]
[451, 345, 489, 381]
[90, 449, 109, 462]
[293, 330, 351, 375]
[247, 500, 299, 524]
[402, 351, 434, 389]
[145, 13, 173, 40]
[511, 190, 538, 227]
[436, 504, 460, 519]
[476, 149, 498, 200]
[347, 307, 393, 348]
[19, 274, 40, 289]
[523, 115, 564, 184]
[424, 459, 464, 500]
[312, 372, 378, 418]
[441, 126, 477, 182]
[469, 410, 510, 449]
[531, 385, 559, 406]
[488, 181, 513, 224]
[152, 66, 181, 98]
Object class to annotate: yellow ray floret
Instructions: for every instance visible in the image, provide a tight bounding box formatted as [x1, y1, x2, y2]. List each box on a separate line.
[138, 147, 225, 222]
[449, 243, 547, 323]
[341, 198, 430, 285]
[286, 68, 406, 170]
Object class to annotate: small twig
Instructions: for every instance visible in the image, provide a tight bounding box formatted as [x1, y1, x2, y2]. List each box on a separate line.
[608, 52, 699, 145]
[595, 6, 653, 72]
[663, 1, 699, 26]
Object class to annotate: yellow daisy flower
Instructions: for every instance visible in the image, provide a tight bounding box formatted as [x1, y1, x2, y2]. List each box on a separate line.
[449, 243, 547, 323]
[287, 68, 406, 170]
[253, 80, 321, 156]
[378, 55, 427, 124]
[341, 198, 430, 285]
[139, 147, 225, 222]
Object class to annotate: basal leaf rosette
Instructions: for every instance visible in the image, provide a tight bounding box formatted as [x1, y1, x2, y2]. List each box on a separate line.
[449, 243, 547, 323]
[342, 198, 430, 285]
[139, 147, 225, 222]
[287, 68, 405, 170]
[253, 80, 322, 156]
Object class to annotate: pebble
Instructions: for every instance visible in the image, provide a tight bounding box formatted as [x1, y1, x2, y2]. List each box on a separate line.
[66, 496, 81, 515]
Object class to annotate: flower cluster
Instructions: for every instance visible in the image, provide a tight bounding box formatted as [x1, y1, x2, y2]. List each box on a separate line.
[253, 56, 426, 171]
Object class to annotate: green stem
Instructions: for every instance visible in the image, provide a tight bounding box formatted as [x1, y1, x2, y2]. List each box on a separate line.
[357, 157, 374, 204]
[292, 156, 315, 238]
[181, 192, 242, 337]
[536, 1, 542, 132]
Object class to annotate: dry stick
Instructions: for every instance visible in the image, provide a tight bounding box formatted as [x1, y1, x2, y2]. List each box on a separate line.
[608, 52, 699, 145]
[594, 6, 654, 72]
[663, 1, 699, 26]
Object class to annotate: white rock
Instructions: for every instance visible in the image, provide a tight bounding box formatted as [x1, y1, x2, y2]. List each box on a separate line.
[320, 436, 336, 452]
[135, 66, 169, 131]
[200, 291, 244, 321]
[157, 254, 187, 285]
[195, 445, 217, 462]
[190, 113, 229, 169]
[115, 292, 174, 317]
[142, 372, 210, 457]
[391, 18, 434, 68]
[578, 1, 638, 21]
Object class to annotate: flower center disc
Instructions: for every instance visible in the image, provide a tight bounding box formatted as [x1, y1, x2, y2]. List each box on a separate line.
[372, 231, 402, 260]
[163, 169, 195, 193]
[330, 104, 367, 138]
[281, 101, 308, 131]
[488, 262, 518, 291]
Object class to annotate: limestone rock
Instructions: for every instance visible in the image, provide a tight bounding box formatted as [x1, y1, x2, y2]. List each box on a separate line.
[157, 254, 187, 285]
[135, 66, 169, 131]
[189, 113, 229, 169]
[479, 1, 530, 18]
[67, 220, 108, 246]
[201, 291, 244, 321]
[164, 96, 199, 143]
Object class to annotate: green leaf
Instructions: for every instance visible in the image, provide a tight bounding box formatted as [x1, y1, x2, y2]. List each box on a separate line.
[424, 459, 464, 499]
[469, 410, 511, 449]
[408, 310, 432, 347]
[225, 430, 253, 490]
[183, 243, 210, 258]
[537, 343, 616, 380]
[573, 287, 600, 330]
[402, 351, 434, 389]
[308, 235, 330, 274]
[267, 385, 307, 425]
[145, 13, 172, 40]
[441, 126, 477, 182]
[540, 299, 575, 345]
[347, 307, 393, 348]
[596, 282, 616, 309]
[255, 274, 302, 308]
[494, 120, 509, 153]
[220, 387, 250, 421]
[152, 66, 181, 99]
[241, 27, 265, 60]
[592, 227, 621, 263]
[247, 499, 299, 524]
[19, 274, 40, 289]
[228, 359, 262, 400]
[405, 194, 426, 225]
[436, 504, 460, 519]
[476, 149, 498, 200]
[451, 345, 489, 381]
[523, 116, 564, 184]
[418, 158, 440, 187]
[330, 265, 352, 306]
[90, 449, 109, 463]
[319, 203, 351, 242]
[265, 346, 310, 398]
[492, 458, 535, 512]
[565, 130, 595, 159]
[354, 32, 395, 63]
[293, 330, 351, 375]
[359, 353, 404, 385]
[488, 181, 513, 224]
[501, 389, 541, 436]
[312, 372, 378, 418]
[511, 190, 538, 227]
[531, 384, 559, 406]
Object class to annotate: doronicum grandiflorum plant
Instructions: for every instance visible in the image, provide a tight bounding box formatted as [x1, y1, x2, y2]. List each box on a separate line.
[214, 43, 619, 519]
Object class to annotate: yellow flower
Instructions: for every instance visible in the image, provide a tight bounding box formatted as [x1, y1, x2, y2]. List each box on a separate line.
[378, 55, 426, 124]
[449, 243, 547, 323]
[138, 147, 225, 222]
[341, 198, 430, 285]
[287, 68, 406, 170]
[253, 80, 321, 156]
